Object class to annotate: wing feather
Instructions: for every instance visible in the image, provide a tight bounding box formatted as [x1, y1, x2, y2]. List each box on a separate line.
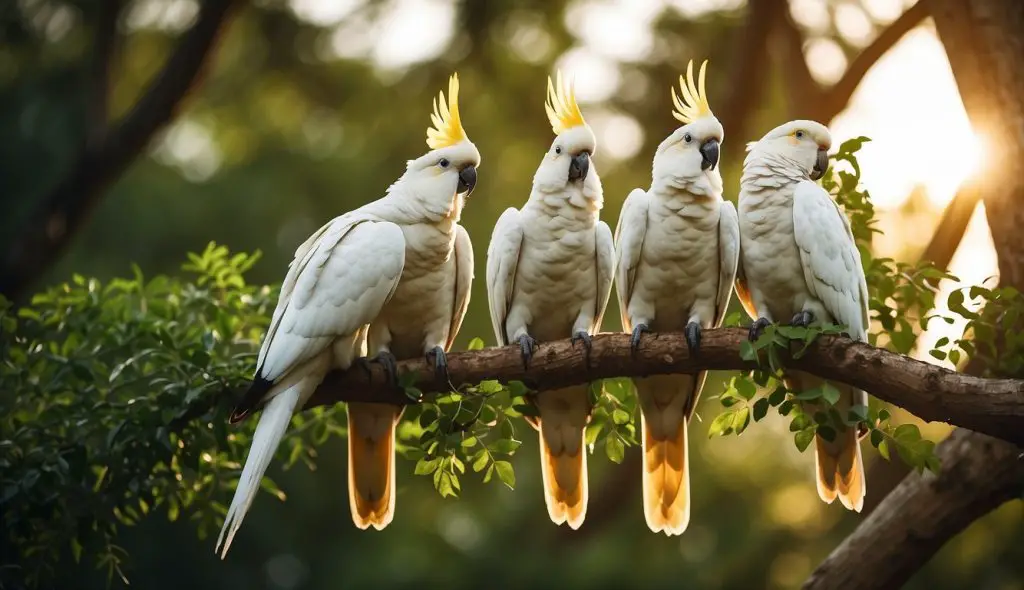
[613, 189, 650, 332]
[447, 224, 475, 350]
[714, 200, 741, 327]
[257, 219, 406, 383]
[792, 181, 869, 341]
[593, 221, 616, 333]
[485, 208, 524, 346]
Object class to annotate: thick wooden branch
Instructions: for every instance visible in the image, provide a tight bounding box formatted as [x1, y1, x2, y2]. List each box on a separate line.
[818, 0, 931, 122]
[802, 429, 1024, 590]
[298, 328, 1024, 446]
[0, 0, 238, 299]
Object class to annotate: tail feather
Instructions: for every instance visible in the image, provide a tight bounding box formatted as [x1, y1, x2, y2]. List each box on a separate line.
[538, 424, 588, 530]
[216, 385, 302, 558]
[641, 413, 690, 536]
[347, 402, 403, 530]
[814, 428, 865, 512]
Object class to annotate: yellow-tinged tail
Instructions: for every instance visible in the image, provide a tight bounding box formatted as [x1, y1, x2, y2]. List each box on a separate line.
[537, 421, 588, 529]
[346, 402, 403, 530]
[641, 412, 690, 535]
[814, 427, 866, 512]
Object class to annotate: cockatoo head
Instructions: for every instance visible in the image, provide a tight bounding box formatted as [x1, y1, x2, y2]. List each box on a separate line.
[397, 73, 480, 214]
[652, 60, 724, 195]
[533, 72, 599, 193]
[749, 119, 832, 180]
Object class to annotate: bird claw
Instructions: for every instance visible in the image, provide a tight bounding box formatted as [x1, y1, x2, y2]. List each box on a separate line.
[571, 330, 593, 368]
[518, 334, 538, 370]
[748, 317, 771, 342]
[790, 310, 814, 328]
[685, 322, 702, 357]
[426, 345, 450, 384]
[630, 323, 650, 356]
[362, 350, 399, 389]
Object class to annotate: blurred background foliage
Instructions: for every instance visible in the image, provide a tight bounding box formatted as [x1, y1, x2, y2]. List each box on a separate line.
[0, 0, 1021, 589]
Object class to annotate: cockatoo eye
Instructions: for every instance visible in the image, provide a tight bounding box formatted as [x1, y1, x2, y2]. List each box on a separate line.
[684, 133, 692, 143]
[795, 131, 805, 140]
[439, 158, 451, 168]
[555, 146, 562, 155]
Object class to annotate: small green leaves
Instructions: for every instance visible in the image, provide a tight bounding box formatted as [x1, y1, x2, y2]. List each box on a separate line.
[493, 461, 516, 489]
[794, 429, 815, 452]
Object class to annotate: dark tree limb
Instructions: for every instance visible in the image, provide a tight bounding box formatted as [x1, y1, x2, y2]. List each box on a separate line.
[802, 429, 1024, 590]
[0, 0, 239, 300]
[777, 0, 930, 123]
[87, 0, 123, 149]
[284, 329, 1024, 446]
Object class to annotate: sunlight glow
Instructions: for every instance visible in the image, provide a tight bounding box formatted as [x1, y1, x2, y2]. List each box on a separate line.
[289, 0, 364, 27]
[565, 0, 660, 63]
[789, 0, 830, 33]
[554, 47, 621, 103]
[371, 0, 456, 71]
[830, 28, 984, 209]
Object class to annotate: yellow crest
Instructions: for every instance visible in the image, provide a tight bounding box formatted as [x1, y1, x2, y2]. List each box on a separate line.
[545, 71, 586, 135]
[426, 73, 467, 150]
[671, 59, 713, 125]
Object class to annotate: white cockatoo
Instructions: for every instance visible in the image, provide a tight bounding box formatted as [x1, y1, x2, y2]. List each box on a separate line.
[486, 72, 615, 529]
[614, 60, 740, 536]
[216, 74, 479, 556]
[735, 119, 868, 512]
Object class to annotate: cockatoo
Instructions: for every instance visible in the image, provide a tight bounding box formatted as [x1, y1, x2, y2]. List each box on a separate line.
[614, 60, 740, 536]
[735, 119, 868, 512]
[216, 74, 479, 556]
[486, 72, 615, 529]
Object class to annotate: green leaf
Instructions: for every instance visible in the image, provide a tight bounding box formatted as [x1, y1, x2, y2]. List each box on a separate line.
[820, 383, 841, 406]
[794, 429, 815, 452]
[605, 436, 625, 463]
[494, 461, 516, 489]
[612, 409, 631, 425]
[414, 457, 441, 475]
[460, 436, 478, 448]
[708, 411, 735, 437]
[471, 451, 489, 473]
[878, 439, 890, 460]
[767, 386, 787, 407]
[869, 429, 884, 448]
[488, 438, 521, 455]
[734, 378, 757, 400]
[893, 424, 922, 443]
[878, 409, 891, 422]
[739, 340, 756, 361]
[484, 464, 495, 483]
[732, 407, 751, 435]
[816, 425, 836, 442]
[752, 398, 769, 422]
[794, 387, 823, 401]
[467, 337, 486, 351]
[778, 400, 794, 416]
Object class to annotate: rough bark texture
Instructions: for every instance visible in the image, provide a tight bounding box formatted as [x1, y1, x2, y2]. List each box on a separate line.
[0, 0, 238, 300]
[806, 1, 1024, 587]
[802, 429, 1024, 590]
[262, 328, 1024, 446]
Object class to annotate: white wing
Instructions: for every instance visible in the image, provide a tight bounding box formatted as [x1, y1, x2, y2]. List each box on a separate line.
[256, 218, 406, 382]
[486, 208, 524, 346]
[613, 188, 650, 332]
[447, 224, 474, 350]
[792, 180, 869, 341]
[714, 200, 741, 327]
[593, 220, 616, 333]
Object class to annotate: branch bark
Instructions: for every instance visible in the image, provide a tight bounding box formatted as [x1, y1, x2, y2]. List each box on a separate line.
[285, 329, 1024, 446]
[802, 429, 1024, 590]
[0, 0, 239, 300]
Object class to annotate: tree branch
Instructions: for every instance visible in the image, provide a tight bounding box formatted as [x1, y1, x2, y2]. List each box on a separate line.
[87, 0, 123, 149]
[777, 0, 930, 123]
[818, 0, 931, 122]
[282, 329, 1024, 446]
[802, 429, 1024, 590]
[0, 0, 239, 300]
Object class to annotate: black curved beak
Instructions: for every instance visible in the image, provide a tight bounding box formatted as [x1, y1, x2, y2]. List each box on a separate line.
[568, 151, 590, 182]
[458, 165, 477, 196]
[810, 148, 829, 181]
[700, 138, 720, 171]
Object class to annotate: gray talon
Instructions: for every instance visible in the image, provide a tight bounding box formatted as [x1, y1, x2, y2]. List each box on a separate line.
[630, 323, 650, 355]
[790, 310, 814, 328]
[518, 334, 538, 369]
[685, 322, 702, 356]
[426, 345, 450, 383]
[749, 317, 771, 342]
[571, 330, 593, 368]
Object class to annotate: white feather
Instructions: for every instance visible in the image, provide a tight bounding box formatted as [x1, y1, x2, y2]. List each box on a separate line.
[486, 208, 525, 345]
